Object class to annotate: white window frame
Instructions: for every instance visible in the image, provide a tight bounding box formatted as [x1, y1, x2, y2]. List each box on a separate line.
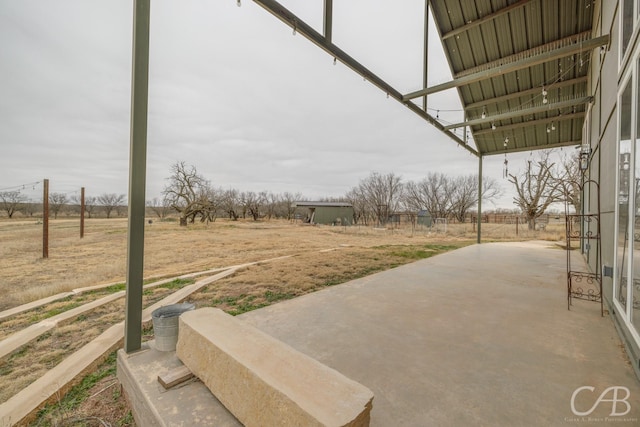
[614, 53, 640, 346]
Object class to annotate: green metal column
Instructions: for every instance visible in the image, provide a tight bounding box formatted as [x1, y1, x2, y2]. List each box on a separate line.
[423, 0, 429, 112]
[477, 155, 483, 244]
[125, 0, 150, 354]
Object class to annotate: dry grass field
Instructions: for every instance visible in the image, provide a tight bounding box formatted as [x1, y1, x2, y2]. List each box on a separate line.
[0, 216, 566, 425]
[0, 216, 565, 310]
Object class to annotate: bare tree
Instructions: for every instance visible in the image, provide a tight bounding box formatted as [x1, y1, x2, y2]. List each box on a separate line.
[509, 152, 562, 230]
[147, 197, 170, 219]
[242, 191, 265, 221]
[162, 161, 211, 226]
[220, 188, 240, 220]
[84, 196, 97, 218]
[279, 191, 303, 220]
[355, 172, 403, 225]
[0, 191, 26, 218]
[98, 193, 125, 219]
[49, 192, 68, 219]
[449, 175, 502, 223]
[265, 192, 279, 220]
[404, 173, 452, 219]
[557, 152, 582, 214]
[345, 186, 369, 225]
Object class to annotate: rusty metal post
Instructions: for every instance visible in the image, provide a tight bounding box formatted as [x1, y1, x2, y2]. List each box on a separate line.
[80, 187, 85, 238]
[43, 179, 49, 258]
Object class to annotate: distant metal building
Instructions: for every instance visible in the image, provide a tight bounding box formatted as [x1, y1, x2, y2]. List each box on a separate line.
[417, 210, 432, 227]
[293, 201, 354, 226]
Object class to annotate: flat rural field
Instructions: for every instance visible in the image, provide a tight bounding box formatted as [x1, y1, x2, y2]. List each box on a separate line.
[0, 217, 565, 425]
[0, 217, 565, 311]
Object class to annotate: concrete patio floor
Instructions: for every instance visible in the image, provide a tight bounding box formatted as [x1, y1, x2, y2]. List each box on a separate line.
[119, 241, 640, 426]
[240, 241, 640, 426]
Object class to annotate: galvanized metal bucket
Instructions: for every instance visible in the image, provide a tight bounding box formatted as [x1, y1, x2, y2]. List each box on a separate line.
[151, 303, 195, 351]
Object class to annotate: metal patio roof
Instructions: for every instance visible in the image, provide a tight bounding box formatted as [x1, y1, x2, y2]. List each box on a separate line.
[253, 0, 609, 157]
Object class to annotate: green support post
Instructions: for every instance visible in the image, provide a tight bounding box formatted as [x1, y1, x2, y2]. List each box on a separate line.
[477, 155, 483, 244]
[125, 0, 150, 354]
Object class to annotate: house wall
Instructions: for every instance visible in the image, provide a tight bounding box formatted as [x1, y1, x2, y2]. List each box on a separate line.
[594, 0, 640, 377]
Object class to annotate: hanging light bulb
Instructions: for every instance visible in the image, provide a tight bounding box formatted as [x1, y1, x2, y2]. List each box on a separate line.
[542, 86, 548, 104]
[551, 122, 556, 131]
[491, 122, 496, 130]
[547, 126, 551, 133]
[292, 23, 297, 36]
[333, 57, 337, 65]
[237, 0, 241, 7]
[503, 155, 509, 178]
[504, 137, 509, 145]
[481, 107, 486, 119]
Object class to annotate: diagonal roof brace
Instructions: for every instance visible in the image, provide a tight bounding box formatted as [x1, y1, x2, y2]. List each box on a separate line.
[403, 32, 609, 100]
[444, 96, 593, 130]
[252, 0, 478, 156]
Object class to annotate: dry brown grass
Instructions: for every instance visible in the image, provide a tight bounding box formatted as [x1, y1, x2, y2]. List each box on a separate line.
[0, 217, 565, 311]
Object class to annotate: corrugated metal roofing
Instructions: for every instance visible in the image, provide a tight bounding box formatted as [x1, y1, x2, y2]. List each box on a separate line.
[426, 0, 604, 156]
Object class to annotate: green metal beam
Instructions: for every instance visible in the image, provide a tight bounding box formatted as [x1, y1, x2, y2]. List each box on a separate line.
[125, 0, 150, 354]
[423, 0, 429, 112]
[477, 155, 482, 244]
[444, 96, 593, 130]
[464, 76, 588, 111]
[472, 112, 585, 136]
[323, 0, 332, 43]
[483, 139, 582, 156]
[403, 33, 609, 99]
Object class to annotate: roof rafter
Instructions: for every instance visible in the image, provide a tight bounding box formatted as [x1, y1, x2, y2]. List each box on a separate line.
[464, 76, 588, 111]
[404, 32, 608, 100]
[472, 112, 585, 136]
[441, 0, 531, 41]
[487, 139, 582, 156]
[444, 96, 592, 130]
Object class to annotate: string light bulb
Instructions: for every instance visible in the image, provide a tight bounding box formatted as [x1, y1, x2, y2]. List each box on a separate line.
[481, 107, 486, 119]
[551, 122, 556, 131]
[542, 86, 548, 104]
[491, 122, 496, 130]
[237, 0, 241, 7]
[333, 57, 337, 65]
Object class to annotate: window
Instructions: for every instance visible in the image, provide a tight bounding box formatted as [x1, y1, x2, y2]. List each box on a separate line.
[622, 0, 635, 59]
[616, 78, 633, 310]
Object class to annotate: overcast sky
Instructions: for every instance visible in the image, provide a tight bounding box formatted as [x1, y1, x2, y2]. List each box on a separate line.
[0, 0, 536, 209]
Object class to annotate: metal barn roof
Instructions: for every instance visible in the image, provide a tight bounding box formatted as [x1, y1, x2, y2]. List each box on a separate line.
[253, 0, 609, 158]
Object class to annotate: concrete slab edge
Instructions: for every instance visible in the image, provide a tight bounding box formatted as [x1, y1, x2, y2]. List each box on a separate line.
[117, 347, 166, 427]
